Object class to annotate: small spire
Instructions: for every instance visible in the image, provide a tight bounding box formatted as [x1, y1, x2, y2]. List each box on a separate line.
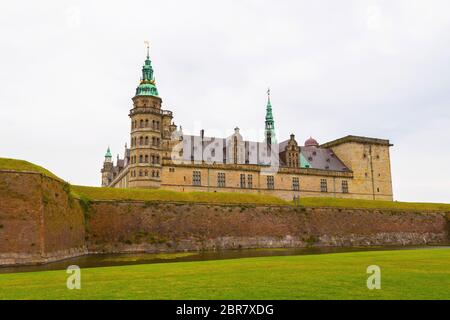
[105, 146, 112, 158]
[264, 88, 276, 144]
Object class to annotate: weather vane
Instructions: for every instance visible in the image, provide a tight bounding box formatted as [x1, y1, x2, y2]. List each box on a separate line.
[144, 40, 150, 57]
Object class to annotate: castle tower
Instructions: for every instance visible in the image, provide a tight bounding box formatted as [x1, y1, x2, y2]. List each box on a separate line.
[264, 89, 276, 146]
[101, 147, 113, 187]
[128, 43, 174, 188]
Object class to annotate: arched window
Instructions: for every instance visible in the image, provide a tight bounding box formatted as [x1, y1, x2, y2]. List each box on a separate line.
[144, 170, 148, 176]
[139, 136, 143, 145]
[139, 155, 143, 163]
[156, 138, 160, 146]
[156, 171, 159, 177]
[152, 120, 155, 129]
[152, 170, 155, 177]
[145, 119, 149, 127]
[156, 155, 160, 164]
[152, 137, 156, 146]
[145, 136, 149, 145]
[140, 120, 144, 128]
[156, 121, 160, 130]
[145, 155, 149, 163]
[139, 170, 143, 177]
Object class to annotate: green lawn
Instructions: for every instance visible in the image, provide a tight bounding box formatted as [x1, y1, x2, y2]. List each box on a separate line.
[0, 248, 449, 300]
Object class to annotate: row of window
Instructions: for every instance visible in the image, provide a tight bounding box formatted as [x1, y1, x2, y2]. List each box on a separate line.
[190, 171, 349, 193]
[130, 154, 161, 164]
[131, 136, 161, 147]
[130, 169, 160, 178]
[320, 179, 349, 193]
[132, 119, 160, 130]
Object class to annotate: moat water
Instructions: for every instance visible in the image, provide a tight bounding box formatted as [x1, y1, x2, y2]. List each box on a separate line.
[1, 245, 448, 274]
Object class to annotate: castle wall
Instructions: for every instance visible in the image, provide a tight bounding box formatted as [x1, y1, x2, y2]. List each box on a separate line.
[0, 171, 86, 266]
[86, 201, 449, 253]
[159, 162, 385, 201]
[2, 170, 442, 266]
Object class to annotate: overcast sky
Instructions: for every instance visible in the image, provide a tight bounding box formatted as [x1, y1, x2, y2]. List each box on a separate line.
[1, 1, 449, 203]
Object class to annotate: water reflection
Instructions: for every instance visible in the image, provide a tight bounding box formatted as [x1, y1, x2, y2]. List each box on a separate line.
[1, 245, 448, 274]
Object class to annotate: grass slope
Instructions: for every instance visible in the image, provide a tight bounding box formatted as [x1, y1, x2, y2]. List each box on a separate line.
[0, 249, 449, 300]
[0, 158, 61, 180]
[1, 157, 450, 210]
[71, 185, 289, 206]
[300, 197, 450, 212]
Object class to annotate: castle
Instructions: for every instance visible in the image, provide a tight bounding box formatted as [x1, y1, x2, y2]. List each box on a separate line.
[101, 47, 394, 201]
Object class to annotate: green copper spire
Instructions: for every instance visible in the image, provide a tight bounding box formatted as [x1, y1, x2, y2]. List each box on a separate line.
[264, 88, 276, 144]
[135, 42, 159, 97]
[105, 146, 112, 158]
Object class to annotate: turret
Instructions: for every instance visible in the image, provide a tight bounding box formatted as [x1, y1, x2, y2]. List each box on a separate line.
[128, 42, 173, 188]
[101, 147, 113, 187]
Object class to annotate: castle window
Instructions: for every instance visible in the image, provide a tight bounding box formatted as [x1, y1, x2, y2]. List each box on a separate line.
[140, 120, 144, 128]
[240, 174, 246, 189]
[211, 149, 215, 157]
[152, 137, 156, 146]
[144, 170, 148, 176]
[156, 138, 160, 146]
[247, 175, 253, 189]
[342, 180, 349, 193]
[217, 172, 226, 188]
[139, 170, 143, 177]
[145, 155, 149, 163]
[292, 177, 300, 191]
[377, 187, 380, 193]
[193, 171, 201, 186]
[145, 119, 149, 127]
[267, 176, 274, 190]
[156, 170, 160, 178]
[156, 155, 160, 164]
[152, 120, 155, 129]
[320, 179, 328, 192]
[152, 170, 155, 177]
[139, 136, 144, 145]
[156, 121, 160, 130]
[139, 155, 143, 163]
[169, 168, 175, 173]
[145, 136, 149, 145]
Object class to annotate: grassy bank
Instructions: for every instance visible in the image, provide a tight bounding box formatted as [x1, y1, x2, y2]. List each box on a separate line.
[0, 248, 449, 299]
[0, 158, 61, 180]
[1, 157, 450, 210]
[300, 197, 450, 212]
[71, 185, 289, 206]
